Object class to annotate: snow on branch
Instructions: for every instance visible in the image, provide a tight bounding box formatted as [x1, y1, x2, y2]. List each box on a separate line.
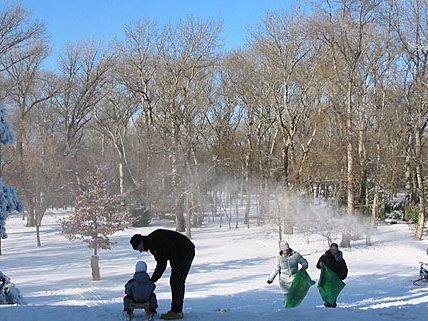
[0, 271, 25, 305]
[60, 168, 132, 255]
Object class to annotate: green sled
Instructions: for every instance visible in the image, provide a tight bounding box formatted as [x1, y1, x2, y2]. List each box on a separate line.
[318, 265, 346, 306]
[285, 269, 316, 308]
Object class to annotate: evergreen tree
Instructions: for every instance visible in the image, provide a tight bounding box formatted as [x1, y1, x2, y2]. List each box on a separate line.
[0, 106, 24, 254]
[0, 272, 25, 305]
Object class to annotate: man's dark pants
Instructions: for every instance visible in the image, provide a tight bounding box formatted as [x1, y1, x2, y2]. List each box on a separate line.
[170, 247, 195, 313]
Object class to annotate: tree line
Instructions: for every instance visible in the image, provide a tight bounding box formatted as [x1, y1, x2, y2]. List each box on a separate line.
[0, 0, 427, 248]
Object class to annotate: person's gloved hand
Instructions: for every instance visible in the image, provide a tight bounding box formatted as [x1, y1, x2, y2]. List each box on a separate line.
[267, 280, 273, 284]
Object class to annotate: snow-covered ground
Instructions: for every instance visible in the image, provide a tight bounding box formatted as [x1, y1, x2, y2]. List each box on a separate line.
[0, 212, 427, 321]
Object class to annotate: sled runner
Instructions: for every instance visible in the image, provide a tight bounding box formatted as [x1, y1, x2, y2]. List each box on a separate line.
[126, 301, 154, 320]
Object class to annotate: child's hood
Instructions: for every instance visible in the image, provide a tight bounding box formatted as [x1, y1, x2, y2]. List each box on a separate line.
[133, 271, 151, 283]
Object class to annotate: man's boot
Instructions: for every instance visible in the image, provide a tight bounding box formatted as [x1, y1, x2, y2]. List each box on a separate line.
[160, 311, 183, 320]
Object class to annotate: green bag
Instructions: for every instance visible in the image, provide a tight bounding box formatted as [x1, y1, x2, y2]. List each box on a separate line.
[318, 265, 346, 305]
[285, 269, 316, 308]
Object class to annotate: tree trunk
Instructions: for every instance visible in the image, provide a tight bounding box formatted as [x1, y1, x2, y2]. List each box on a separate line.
[284, 214, 294, 235]
[200, 202, 205, 227]
[283, 192, 294, 235]
[263, 177, 269, 225]
[341, 80, 355, 248]
[17, 121, 34, 227]
[282, 144, 289, 186]
[368, 178, 379, 246]
[186, 193, 192, 239]
[358, 122, 368, 214]
[235, 197, 239, 228]
[36, 225, 42, 247]
[119, 162, 124, 195]
[257, 187, 262, 226]
[219, 190, 223, 228]
[368, 93, 384, 246]
[91, 255, 101, 281]
[111, 139, 137, 191]
[192, 191, 202, 228]
[212, 190, 217, 223]
[171, 122, 185, 232]
[144, 109, 153, 215]
[101, 133, 105, 156]
[404, 131, 413, 221]
[278, 200, 283, 241]
[415, 128, 425, 240]
[245, 191, 251, 228]
[240, 180, 244, 206]
[244, 126, 252, 227]
[26, 202, 36, 227]
[175, 193, 186, 232]
[313, 183, 319, 202]
[258, 180, 265, 225]
[34, 190, 47, 247]
[227, 189, 232, 230]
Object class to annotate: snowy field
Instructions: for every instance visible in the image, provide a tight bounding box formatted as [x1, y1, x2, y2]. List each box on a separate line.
[0, 212, 428, 321]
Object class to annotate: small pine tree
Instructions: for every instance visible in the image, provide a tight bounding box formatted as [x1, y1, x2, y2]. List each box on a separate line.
[0, 271, 25, 305]
[60, 169, 131, 280]
[0, 106, 24, 255]
[0, 181, 24, 239]
[0, 107, 14, 145]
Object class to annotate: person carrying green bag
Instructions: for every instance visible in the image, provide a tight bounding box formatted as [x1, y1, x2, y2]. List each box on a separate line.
[267, 241, 309, 305]
[316, 243, 348, 307]
[285, 268, 315, 308]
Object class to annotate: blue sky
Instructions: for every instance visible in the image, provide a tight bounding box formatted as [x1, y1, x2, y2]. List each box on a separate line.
[15, 0, 298, 69]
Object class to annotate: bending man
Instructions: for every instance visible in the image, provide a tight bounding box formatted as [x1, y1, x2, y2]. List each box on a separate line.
[130, 229, 195, 320]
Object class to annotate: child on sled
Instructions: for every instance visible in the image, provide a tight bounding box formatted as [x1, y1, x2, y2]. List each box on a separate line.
[124, 261, 158, 318]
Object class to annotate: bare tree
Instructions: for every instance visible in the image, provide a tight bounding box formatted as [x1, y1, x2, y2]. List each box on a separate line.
[93, 87, 139, 192]
[393, 0, 428, 239]
[313, 0, 383, 246]
[2, 40, 53, 227]
[252, 10, 320, 187]
[154, 17, 221, 234]
[51, 42, 113, 191]
[0, 5, 45, 78]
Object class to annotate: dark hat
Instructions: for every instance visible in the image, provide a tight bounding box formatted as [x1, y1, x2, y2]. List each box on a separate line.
[130, 234, 144, 250]
[330, 243, 339, 248]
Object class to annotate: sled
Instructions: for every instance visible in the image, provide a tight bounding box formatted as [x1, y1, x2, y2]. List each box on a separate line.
[126, 301, 154, 320]
[285, 269, 315, 308]
[318, 265, 346, 306]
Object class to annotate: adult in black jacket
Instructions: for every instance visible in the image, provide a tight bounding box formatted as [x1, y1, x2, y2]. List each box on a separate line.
[130, 229, 195, 320]
[316, 243, 348, 307]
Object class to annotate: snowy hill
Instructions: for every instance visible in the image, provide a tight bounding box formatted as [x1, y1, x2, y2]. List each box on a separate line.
[0, 212, 427, 321]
